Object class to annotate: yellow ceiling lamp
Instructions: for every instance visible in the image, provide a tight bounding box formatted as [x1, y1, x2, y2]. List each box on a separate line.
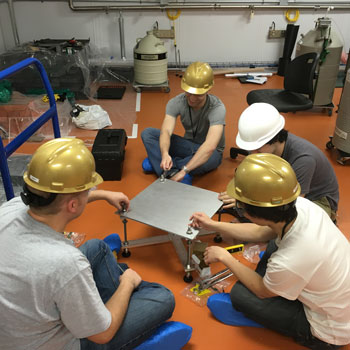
[285, 9, 300, 23]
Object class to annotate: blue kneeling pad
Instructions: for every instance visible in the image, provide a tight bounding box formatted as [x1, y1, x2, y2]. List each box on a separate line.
[135, 321, 192, 350]
[180, 174, 193, 186]
[103, 233, 122, 254]
[207, 293, 264, 328]
[142, 158, 155, 173]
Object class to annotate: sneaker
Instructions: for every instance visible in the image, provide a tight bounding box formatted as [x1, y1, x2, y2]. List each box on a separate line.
[142, 158, 155, 173]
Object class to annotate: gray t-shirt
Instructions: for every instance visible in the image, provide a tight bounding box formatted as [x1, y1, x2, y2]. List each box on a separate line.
[0, 197, 111, 350]
[282, 133, 339, 211]
[166, 93, 226, 152]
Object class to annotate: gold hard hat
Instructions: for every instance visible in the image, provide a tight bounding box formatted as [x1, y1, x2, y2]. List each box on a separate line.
[181, 61, 214, 95]
[226, 153, 300, 207]
[23, 138, 103, 193]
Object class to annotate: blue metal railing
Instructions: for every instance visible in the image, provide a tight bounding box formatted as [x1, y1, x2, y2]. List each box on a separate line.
[0, 57, 61, 200]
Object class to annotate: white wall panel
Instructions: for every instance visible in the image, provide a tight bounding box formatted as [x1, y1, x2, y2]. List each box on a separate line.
[0, 2, 349, 65]
[0, 2, 11, 53]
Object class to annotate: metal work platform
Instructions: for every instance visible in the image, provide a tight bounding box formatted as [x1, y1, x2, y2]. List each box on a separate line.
[117, 178, 222, 282]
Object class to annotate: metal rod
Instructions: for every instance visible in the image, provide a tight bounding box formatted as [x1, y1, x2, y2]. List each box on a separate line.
[175, 47, 178, 70]
[7, 0, 20, 45]
[185, 239, 193, 272]
[118, 11, 126, 60]
[203, 268, 230, 282]
[178, 49, 182, 70]
[203, 271, 233, 289]
[199, 268, 233, 290]
[68, 0, 350, 12]
[122, 217, 128, 247]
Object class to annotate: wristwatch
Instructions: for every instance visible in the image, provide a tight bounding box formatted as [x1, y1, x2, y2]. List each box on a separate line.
[182, 165, 190, 174]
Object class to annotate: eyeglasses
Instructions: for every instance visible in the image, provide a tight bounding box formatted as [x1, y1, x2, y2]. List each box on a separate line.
[235, 201, 246, 217]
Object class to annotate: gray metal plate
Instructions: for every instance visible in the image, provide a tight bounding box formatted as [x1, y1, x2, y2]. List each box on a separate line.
[122, 179, 222, 239]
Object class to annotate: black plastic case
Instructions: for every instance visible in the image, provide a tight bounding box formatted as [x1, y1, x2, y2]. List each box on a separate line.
[92, 129, 127, 181]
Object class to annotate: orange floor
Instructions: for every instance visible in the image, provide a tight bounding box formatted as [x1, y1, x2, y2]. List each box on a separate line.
[9, 72, 350, 349]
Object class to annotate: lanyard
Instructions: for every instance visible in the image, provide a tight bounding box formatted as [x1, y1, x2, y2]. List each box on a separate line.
[188, 104, 202, 141]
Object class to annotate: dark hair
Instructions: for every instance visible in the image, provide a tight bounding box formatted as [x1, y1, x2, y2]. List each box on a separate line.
[267, 129, 288, 145]
[21, 184, 81, 215]
[240, 199, 297, 224]
[21, 184, 57, 207]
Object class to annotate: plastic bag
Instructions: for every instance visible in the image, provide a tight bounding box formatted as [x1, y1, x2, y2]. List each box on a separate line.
[71, 104, 112, 130]
[0, 93, 73, 140]
[64, 231, 86, 247]
[181, 279, 231, 307]
[243, 243, 267, 263]
[0, 80, 12, 103]
[28, 97, 73, 138]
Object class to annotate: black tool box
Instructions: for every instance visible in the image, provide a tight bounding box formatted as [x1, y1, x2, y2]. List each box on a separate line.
[92, 129, 127, 181]
[96, 86, 126, 99]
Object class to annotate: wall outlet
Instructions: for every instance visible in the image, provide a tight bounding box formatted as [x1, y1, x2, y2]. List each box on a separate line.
[153, 28, 175, 39]
[268, 29, 286, 39]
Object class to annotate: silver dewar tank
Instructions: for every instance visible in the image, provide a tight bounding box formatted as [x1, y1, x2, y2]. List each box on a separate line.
[134, 31, 168, 85]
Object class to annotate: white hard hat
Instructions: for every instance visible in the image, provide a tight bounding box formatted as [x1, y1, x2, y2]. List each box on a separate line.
[236, 103, 285, 151]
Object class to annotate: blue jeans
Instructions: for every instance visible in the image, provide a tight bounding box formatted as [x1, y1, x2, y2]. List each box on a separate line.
[230, 240, 342, 350]
[79, 239, 175, 350]
[141, 127, 223, 176]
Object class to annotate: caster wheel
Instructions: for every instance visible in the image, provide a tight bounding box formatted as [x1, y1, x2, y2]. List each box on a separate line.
[214, 235, 222, 243]
[122, 249, 131, 258]
[134, 87, 141, 93]
[326, 141, 334, 150]
[164, 87, 170, 93]
[183, 274, 193, 283]
[328, 109, 333, 117]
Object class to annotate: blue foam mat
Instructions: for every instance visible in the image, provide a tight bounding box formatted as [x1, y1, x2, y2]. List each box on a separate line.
[135, 321, 192, 350]
[180, 174, 193, 185]
[207, 293, 264, 328]
[103, 233, 122, 254]
[142, 158, 154, 173]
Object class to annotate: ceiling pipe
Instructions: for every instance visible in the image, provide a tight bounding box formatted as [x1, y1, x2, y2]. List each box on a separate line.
[6, 0, 20, 45]
[68, 0, 350, 12]
[118, 11, 126, 60]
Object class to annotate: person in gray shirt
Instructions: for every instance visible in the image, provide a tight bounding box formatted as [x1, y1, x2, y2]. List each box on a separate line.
[141, 61, 226, 184]
[220, 103, 339, 221]
[0, 138, 179, 350]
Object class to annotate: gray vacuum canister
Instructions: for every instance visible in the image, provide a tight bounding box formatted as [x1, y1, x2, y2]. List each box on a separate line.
[333, 69, 350, 153]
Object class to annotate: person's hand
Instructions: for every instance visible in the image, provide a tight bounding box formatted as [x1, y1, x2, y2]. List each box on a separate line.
[218, 191, 236, 209]
[105, 191, 130, 211]
[171, 170, 185, 182]
[119, 268, 142, 289]
[160, 154, 173, 171]
[189, 212, 215, 231]
[204, 246, 232, 265]
[341, 51, 348, 64]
